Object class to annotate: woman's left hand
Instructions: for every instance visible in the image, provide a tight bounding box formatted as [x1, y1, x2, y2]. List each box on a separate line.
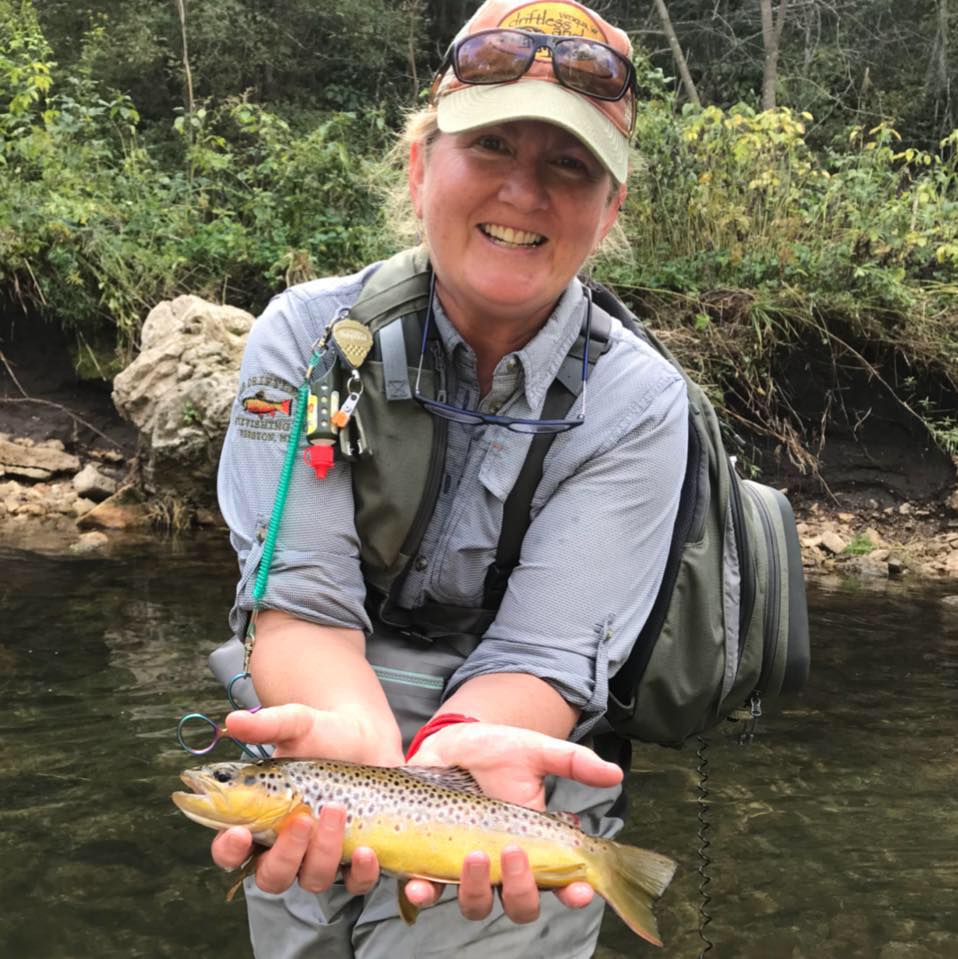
[404, 722, 622, 921]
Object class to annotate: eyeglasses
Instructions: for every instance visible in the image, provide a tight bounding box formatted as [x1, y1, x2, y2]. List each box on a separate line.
[431, 28, 636, 117]
[413, 275, 590, 435]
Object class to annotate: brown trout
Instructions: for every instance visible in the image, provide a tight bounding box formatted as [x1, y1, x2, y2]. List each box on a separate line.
[172, 758, 676, 945]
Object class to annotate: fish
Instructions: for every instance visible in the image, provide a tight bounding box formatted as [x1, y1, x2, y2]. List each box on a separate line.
[172, 758, 677, 945]
[242, 394, 292, 417]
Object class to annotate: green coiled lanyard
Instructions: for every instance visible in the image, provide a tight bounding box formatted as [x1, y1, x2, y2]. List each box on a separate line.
[241, 344, 327, 674]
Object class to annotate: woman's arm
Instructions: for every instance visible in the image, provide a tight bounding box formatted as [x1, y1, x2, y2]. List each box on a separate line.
[210, 611, 404, 896]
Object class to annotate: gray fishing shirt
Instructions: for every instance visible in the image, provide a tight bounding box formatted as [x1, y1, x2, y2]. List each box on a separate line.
[217, 258, 688, 739]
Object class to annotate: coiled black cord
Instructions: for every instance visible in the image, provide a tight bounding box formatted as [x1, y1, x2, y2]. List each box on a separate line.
[696, 734, 714, 956]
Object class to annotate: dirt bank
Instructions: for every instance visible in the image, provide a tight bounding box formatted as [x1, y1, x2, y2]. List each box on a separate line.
[2, 310, 957, 582]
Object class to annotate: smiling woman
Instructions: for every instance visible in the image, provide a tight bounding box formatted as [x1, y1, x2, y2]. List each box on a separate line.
[206, 1, 690, 958]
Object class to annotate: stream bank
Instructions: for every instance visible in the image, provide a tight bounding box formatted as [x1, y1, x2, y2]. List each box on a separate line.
[2, 303, 957, 584]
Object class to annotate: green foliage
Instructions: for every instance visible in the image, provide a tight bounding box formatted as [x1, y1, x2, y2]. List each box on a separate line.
[594, 93, 958, 470]
[0, 4, 390, 349]
[842, 534, 876, 557]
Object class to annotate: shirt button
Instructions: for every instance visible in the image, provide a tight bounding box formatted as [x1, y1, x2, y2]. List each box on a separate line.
[414, 555, 428, 571]
[506, 358, 518, 371]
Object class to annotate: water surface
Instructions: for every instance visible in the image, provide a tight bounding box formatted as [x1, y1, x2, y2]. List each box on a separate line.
[1, 539, 955, 957]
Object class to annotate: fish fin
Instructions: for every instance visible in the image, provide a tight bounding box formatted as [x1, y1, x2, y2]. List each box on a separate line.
[396, 765, 484, 795]
[544, 811, 581, 828]
[224, 848, 265, 902]
[397, 879, 421, 925]
[531, 862, 589, 885]
[589, 841, 677, 947]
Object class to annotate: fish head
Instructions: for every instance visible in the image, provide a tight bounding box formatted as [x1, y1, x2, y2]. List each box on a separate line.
[172, 761, 307, 837]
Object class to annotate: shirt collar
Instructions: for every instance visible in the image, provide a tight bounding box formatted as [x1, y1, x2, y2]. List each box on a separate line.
[430, 278, 587, 409]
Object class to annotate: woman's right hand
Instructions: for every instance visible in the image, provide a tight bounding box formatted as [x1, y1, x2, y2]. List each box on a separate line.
[209, 703, 405, 894]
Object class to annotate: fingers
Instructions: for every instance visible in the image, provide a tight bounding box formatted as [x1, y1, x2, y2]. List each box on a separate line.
[298, 804, 348, 893]
[404, 877, 444, 908]
[253, 814, 314, 894]
[211, 826, 254, 869]
[554, 881, 594, 909]
[224, 704, 316, 748]
[536, 737, 623, 789]
[499, 846, 540, 924]
[342, 846, 381, 895]
[458, 852, 494, 920]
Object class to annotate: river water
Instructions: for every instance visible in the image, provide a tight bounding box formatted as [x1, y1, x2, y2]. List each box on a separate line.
[1, 537, 956, 958]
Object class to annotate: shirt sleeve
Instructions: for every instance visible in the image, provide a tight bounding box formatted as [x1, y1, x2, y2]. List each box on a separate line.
[217, 285, 371, 638]
[443, 366, 689, 740]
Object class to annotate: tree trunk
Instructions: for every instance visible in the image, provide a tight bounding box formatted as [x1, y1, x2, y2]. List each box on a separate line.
[652, 0, 702, 107]
[172, 0, 195, 116]
[759, 0, 789, 110]
[926, 0, 952, 136]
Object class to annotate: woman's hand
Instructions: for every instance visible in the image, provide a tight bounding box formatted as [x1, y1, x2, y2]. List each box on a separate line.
[209, 703, 404, 894]
[403, 722, 622, 920]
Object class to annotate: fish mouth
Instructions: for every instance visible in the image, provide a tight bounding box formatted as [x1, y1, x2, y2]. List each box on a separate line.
[171, 769, 229, 829]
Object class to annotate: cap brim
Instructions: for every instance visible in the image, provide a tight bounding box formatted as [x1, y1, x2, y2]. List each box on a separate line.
[436, 80, 628, 183]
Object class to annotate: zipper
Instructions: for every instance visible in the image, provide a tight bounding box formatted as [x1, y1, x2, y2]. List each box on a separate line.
[744, 483, 781, 693]
[727, 458, 754, 665]
[371, 665, 444, 692]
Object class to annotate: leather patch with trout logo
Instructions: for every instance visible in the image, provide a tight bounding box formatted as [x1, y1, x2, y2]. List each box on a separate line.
[235, 375, 297, 443]
[242, 392, 292, 417]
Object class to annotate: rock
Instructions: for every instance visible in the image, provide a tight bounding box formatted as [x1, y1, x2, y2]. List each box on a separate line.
[72, 463, 118, 502]
[888, 556, 906, 577]
[820, 531, 848, 555]
[947, 488, 958, 513]
[837, 511, 855, 522]
[0, 438, 80, 480]
[73, 497, 97, 517]
[944, 552, 958, 577]
[70, 531, 109, 554]
[899, 502, 912, 515]
[941, 595, 958, 608]
[76, 485, 151, 530]
[194, 507, 222, 527]
[112, 295, 254, 504]
[863, 527, 884, 547]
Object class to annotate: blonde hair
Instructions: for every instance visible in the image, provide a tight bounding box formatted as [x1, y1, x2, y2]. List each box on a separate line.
[377, 104, 634, 265]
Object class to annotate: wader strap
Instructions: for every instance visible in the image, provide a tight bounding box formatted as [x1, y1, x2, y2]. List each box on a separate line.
[379, 319, 413, 400]
[482, 308, 612, 609]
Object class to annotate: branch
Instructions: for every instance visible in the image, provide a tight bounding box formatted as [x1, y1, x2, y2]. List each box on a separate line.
[0, 350, 123, 449]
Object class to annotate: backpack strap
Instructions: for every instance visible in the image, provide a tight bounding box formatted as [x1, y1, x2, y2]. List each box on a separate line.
[482, 303, 612, 609]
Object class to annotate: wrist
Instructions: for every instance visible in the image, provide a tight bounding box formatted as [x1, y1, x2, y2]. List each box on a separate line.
[405, 713, 480, 761]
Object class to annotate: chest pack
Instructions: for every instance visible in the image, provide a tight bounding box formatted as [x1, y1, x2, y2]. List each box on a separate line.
[327, 248, 809, 746]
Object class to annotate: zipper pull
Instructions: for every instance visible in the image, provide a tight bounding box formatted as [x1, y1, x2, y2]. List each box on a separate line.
[737, 691, 763, 746]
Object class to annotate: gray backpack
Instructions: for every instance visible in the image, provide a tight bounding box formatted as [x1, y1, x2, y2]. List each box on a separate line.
[580, 287, 810, 745]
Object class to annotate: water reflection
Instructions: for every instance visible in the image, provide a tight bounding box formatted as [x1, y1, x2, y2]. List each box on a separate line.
[1, 542, 956, 958]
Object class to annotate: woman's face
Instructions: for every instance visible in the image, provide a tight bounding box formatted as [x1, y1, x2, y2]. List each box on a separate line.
[408, 120, 625, 330]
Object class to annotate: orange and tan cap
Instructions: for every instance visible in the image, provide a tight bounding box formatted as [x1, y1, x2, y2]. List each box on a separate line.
[433, 0, 634, 182]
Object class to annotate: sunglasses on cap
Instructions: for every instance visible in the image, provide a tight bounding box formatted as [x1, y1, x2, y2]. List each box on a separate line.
[431, 28, 637, 117]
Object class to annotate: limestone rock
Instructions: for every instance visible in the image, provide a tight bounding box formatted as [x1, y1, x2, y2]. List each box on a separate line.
[112, 295, 254, 501]
[72, 463, 118, 502]
[0, 437, 79, 480]
[76, 485, 151, 530]
[820, 530, 848, 555]
[70, 531, 109, 554]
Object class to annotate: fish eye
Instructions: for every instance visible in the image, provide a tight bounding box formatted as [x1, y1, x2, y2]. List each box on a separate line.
[214, 769, 233, 783]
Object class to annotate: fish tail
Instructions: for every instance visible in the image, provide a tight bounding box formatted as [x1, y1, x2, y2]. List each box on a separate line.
[589, 840, 677, 947]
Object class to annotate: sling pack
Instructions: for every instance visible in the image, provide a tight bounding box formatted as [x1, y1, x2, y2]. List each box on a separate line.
[322, 249, 809, 746]
[501, 287, 812, 745]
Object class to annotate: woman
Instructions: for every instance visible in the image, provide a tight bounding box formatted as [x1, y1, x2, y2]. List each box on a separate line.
[212, 1, 688, 956]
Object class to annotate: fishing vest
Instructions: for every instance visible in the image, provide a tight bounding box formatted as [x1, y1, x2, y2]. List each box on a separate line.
[341, 246, 610, 642]
[330, 247, 809, 747]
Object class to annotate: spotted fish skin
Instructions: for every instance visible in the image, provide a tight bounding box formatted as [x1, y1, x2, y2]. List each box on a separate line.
[172, 758, 677, 946]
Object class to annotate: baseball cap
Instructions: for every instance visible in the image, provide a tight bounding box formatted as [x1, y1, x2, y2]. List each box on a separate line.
[432, 0, 634, 182]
